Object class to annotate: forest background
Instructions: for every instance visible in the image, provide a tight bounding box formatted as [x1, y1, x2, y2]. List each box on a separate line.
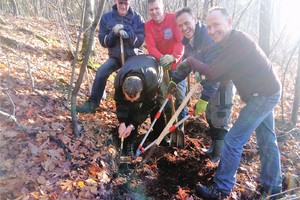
[0, 0, 299, 199]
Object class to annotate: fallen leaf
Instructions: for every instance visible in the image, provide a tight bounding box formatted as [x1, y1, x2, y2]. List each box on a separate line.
[176, 186, 190, 200]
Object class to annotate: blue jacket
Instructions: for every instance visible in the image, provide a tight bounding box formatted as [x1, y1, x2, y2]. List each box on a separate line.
[114, 54, 163, 127]
[172, 22, 220, 101]
[98, 4, 145, 59]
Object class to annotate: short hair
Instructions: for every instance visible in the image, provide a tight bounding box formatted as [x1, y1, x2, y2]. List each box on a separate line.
[147, 0, 162, 4]
[122, 76, 143, 98]
[208, 6, 230, 18]
[175, 7, 195, 19]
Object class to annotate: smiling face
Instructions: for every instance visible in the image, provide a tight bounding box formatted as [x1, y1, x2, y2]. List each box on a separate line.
[116, 0, 131, 16]
[148, 0, 165, 23]
[206, 9, 233, 43]
[176, 12, 197, 39]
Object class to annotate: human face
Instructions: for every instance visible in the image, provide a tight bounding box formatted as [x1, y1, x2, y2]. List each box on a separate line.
[125, 92, 141, 102]
[176, 12, 197, 39]
[117, 0, 131, 16]
[148, 0, 165, 23]
[206, 10, 232, 43]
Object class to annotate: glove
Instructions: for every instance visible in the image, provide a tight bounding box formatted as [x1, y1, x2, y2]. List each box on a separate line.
[194, 72, 202, 83]
[175, 59, 191, 76]
[112, 24, 124, 35]
[119, 30, 129, 39]
[167, 81, 177, 95]
[194, 99, 208, 115]
[160, 55, 175, 69]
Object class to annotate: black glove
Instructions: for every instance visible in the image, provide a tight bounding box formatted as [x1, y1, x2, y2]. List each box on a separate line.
[167, 81, 177, 95]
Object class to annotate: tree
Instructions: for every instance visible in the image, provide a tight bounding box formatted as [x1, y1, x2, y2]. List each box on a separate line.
[292, 42, 300, 126]
[81, 0, 95, 55]
[71, 0, 106, 138]
[259, 0, 272, 56]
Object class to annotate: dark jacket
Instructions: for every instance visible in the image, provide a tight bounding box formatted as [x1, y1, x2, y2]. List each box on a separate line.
[172, 22, 220, 101]
[187, 30, 281, 102]
[98, 4, 145, 59]
[114, 54, 163, 128]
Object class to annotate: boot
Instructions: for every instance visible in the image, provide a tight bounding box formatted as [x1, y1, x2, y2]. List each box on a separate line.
[196, 182, 229, 200]
[211, 139, 224, 163]
[76, 100, 98, 113]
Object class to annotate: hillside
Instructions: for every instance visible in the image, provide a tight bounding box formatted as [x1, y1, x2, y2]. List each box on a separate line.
[0, 16, 299, 200]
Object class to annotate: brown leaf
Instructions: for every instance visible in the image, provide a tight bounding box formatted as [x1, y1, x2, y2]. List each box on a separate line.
[176, 186, 190, 200]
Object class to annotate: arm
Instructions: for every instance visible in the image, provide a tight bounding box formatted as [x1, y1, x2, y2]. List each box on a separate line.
[145, 21, 162, 60]
[98, 14, 118, 48]
[132, 90, 157, 127]
[124, 14, 145, 48]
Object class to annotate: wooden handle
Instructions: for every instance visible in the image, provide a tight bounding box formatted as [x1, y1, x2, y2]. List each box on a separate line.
[155, 82, 200, 145]
[163, 68, 176, 116]
[120, 36, 125, 65]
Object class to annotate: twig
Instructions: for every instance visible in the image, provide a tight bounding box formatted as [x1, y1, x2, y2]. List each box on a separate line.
[25, 58, 49, 101]
[266, 186, 300, 200]
[0, 92, 37, 135]
[235, 183, 260, 194]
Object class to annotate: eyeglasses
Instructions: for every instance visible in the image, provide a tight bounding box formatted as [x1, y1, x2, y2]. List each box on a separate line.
[118, 2, 129, 6]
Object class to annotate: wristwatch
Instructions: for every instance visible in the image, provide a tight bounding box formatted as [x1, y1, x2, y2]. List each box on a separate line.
[129, 124, 135, 130]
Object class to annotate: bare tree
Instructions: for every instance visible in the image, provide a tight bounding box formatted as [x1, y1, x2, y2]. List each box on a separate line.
[292, 42, 300, 126]
[82, 0, 95, 55]
[71, 0, 106, 138]
[259, 0, 272, 56]
[9, 0, 19, 16]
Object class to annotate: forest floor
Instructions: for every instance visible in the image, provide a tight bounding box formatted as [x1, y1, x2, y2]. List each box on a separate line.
[0, 16, 300, 200]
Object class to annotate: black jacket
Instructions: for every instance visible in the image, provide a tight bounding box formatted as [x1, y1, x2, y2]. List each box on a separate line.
[114, 54, 163, 127]
[172, 22, 220, 101]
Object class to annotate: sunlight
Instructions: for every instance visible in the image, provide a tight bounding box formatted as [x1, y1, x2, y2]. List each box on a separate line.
[278, 0, 300, 42]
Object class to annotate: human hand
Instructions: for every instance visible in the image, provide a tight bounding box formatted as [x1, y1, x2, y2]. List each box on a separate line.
[160, 55, 175, 69]
[119, 30, 129, 39]
[118, 123, 127, 138]
[167, 81, 177, 95]
[175, 60, 190, 76]
[194, 99, 208, 115]
[194, 72, 202, 83]
[112, 24, 124, 35]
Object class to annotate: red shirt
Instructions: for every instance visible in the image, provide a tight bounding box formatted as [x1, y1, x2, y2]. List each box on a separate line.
[145, 13, 184, 70]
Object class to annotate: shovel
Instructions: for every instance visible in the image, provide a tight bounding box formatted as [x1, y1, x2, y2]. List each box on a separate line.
[163, 68, 185, 148]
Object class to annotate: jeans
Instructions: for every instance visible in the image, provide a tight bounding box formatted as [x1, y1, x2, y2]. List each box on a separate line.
[89, 58, 121, 104]
[214, 91, 282, 195]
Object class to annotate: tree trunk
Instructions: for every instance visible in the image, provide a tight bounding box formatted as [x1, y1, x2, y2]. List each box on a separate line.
[291, 42, 300, 126]
[9, 0, 19, 16]
[82, 0, 95, 55]
[71, 0, 106, 138]
[259, 0, 272, 57]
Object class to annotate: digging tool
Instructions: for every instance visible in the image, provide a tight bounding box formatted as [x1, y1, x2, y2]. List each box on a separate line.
[163, 68, 185, 147]
[135, 94, 171, 158]
[136, 82, 201, 160]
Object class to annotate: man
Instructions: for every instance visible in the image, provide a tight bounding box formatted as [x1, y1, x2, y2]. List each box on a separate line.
[114, 54, 166, 156]
[145, 0, 186, 125]
[177, 7, 282, 199]
[77, 0, 145, 113]
[171, 7, 235, 163]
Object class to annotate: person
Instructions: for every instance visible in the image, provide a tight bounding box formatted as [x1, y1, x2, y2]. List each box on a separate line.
[145, 0, 186, 126]
[114, 54, 166, 156]
[176, 7, 282, 199]
[76, 0, 145, 113]
[170, 7, 235, 163]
